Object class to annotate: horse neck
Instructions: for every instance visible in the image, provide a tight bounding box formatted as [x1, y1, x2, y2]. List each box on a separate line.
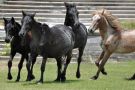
[98, 18, 108, 40]
[31, 21, 42, 43]
[13, 22, 21, 38]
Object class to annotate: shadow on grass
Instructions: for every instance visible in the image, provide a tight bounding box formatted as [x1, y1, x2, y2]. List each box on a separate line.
[21, 79, 84, 86]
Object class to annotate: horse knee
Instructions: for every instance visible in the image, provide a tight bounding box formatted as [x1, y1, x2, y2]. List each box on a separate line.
[18, 63, 23, 70]
[8, 61, 12, 68]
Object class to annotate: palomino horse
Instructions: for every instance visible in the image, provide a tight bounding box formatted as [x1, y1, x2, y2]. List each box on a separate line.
[88, 9, 135, 80]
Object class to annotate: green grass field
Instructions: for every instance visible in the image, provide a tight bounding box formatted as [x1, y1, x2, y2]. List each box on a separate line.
[0, 60, 135, 90]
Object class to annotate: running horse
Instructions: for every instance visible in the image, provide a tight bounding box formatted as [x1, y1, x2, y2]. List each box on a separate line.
[88, 9, 135, 80]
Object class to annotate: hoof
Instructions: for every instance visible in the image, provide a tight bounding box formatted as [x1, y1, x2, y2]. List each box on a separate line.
[126, 77, 135, 80]
[36, 80, 43, 84]
[26, 77, 31, 81]
[76, 72, 81, 78]
[54, 78, 61, 82]
[15, 78, 20, 82]
[61, 76, 66, 82]
[8, 74, 12, 80]
[90, 75, 98, 80]
[30, 74, 35, 80]
[101, 70, 107, 75]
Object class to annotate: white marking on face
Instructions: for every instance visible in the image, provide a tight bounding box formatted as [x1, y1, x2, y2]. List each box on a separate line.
[92, 14, 101, 21]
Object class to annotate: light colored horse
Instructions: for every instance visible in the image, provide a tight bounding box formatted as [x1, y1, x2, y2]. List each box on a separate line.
[88, 9, 135, 80]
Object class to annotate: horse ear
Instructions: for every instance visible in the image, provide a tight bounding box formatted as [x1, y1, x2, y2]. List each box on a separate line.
[42, 24, 50, 33]
[31, 12, 36, 18]
[22, 10, 26, 17]
[11, 17, 15, 24]
[64, 2, 69, 8]
[102, 9, 105, 15]
[3, 17, 8, 24]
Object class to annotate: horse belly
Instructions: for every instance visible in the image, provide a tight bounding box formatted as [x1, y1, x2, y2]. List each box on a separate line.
[115, 39, 135, 53]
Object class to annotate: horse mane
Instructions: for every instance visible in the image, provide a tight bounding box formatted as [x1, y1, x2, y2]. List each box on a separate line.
[93, 9, 122, 32]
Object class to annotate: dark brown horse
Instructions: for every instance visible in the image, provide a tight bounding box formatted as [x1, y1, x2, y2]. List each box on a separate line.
[64, 2, 87, 78]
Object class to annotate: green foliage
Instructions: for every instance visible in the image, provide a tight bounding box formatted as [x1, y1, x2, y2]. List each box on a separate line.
[0, 61, 135, 90]
[121, 20, 135, 30]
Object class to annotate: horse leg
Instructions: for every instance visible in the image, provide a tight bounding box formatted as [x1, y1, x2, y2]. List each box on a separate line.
[30, 54, 37, 80]
[26, 54, 32, 81]
[7, 51, 16, 80]
[76, 47, 84, 78]
[95, 51, 107, 75]
[54, 57, 62, 82]
[37, 57, 47, 84]
[16, 55, 25, 82]
[91, 51, 111, 80]
[61, 53, 72, 82]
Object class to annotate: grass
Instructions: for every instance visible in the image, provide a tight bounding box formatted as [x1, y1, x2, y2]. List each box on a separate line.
[0, 60, 135, 90]
[121, 20, 135, 30]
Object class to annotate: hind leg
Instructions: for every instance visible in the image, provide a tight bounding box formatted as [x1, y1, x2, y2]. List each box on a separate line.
[55, 57, 62, 82]
[30, 54, 37, 80]
[61, 53, 72, 82]
[16, 55, 25, 82]
[76, 47, 84, 78]
[37, 57, 47, 84]
[95, 51, 107, 75]
[7, 50, 16, 80]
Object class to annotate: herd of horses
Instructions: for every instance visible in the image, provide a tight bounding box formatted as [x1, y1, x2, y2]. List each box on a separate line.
[2, 2, 135, 84]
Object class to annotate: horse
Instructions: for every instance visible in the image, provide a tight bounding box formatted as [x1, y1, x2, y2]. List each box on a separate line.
[64, 2, 87, 78]
[3, 17, 31, 82]
[88, 9, 135, 80]
[19, 11, 75, 83]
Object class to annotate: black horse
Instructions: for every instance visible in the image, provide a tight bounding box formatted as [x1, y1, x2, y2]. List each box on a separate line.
[3, 17, 31, 82]
[19, 11, 75, 83]
[64, 2, 87, 78]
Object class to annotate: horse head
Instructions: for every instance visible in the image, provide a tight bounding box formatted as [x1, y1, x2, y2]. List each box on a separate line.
[3, 17, 18, 43]
[64, 2, 79, 28]
[88, 9, 105, 34]
[19, 11, 36, 37]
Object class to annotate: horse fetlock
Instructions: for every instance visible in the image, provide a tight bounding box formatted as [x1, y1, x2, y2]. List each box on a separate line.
[15, 77, 20, 82]
[36, 79, 43, 84]
[90, 75, 98, 80]
[7, 73, 12, 80]
[30, 74, 35, 80]
[76, 71, 81, 78]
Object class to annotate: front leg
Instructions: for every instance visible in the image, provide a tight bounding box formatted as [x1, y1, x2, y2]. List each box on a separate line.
[95, 51, 107, 75]
[37, 57, 47, 84]
[54, 57, 62, 82]
[91, 51, 111, 80]
[16, 55, 25, 82]
[8, 50, 16, 80]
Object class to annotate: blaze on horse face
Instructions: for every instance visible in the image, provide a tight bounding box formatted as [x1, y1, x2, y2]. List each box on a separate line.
[19, 11, 35, 37]
[64, 2, 79, 27]
[88, 10, 105, 34]
[3, 17, 17, 43]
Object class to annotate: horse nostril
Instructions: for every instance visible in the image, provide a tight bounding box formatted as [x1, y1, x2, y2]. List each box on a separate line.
[5, 39, 10, 43]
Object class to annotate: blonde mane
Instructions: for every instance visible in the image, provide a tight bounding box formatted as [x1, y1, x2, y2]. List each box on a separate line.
[92, 9, 122, 31]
